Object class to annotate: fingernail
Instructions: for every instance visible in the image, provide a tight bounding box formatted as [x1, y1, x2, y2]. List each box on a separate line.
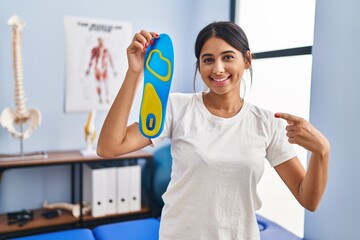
[150, 39, 154, 45]
[143, 47, 146, 53]
[155, 34, 159, 38]
[144, 42, 149, 48]
[274, 113, 280, 118]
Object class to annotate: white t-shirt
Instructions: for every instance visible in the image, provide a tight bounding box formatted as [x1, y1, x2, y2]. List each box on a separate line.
[151, 92, 296, 240]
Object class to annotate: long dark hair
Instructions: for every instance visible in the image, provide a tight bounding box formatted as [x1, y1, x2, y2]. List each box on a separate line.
[193, 21, 253, 93]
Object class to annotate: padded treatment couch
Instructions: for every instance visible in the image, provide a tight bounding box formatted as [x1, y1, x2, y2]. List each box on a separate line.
[10, 218, 159, 240]
[92, 218, 160, 240]
[10, 228, 96, 240]
[11, 216, 303, 240]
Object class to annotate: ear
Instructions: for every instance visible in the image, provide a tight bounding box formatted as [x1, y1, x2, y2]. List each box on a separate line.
[245, 50, 252, 69]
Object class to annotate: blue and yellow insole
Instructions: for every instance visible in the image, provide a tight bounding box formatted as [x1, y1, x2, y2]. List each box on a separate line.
[139, 33, 174, 138]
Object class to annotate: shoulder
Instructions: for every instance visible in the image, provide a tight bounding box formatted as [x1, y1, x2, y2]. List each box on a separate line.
[169, 92, 197, 107]
[245, 102, 275, 122]
[167, 92, 198, 118]
[244, 102, 283, 134]
[169, 92, 196, 101]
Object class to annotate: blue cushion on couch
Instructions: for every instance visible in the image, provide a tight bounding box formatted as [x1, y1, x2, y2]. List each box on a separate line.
[10, 228, 95, 240]
[92, 218, 160, 240]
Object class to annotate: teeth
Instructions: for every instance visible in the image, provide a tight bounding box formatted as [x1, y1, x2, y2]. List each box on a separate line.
[213, 77, 228, 82]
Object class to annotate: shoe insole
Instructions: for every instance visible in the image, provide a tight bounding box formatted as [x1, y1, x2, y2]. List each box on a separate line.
[139, 33, 174, 138]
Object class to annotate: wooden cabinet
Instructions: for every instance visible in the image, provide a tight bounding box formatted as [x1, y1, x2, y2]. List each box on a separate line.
[0, 150, 154, 239]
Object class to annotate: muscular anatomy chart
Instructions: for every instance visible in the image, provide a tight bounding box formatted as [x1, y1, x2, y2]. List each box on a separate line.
[64, 16, 131, 112]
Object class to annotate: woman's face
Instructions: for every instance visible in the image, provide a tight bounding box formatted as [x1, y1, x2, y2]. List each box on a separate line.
[199, 37, 247, 96]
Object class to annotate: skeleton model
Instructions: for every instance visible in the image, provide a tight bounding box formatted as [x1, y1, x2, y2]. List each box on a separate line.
[0, 15, 42, 156]
[43, 200, 90, 218]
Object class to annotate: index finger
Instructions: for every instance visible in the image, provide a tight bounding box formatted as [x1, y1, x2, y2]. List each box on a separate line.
[143, 30, 160, 40]
[274, 112, 300, 123]
[149, 31, 160, 39]
[136, 30, 160, 45]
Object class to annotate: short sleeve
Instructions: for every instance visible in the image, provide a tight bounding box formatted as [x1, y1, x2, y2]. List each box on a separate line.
[266, 118, 297, 167]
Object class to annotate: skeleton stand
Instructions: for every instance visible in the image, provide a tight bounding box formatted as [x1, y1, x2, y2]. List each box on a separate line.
[0, 120, 47, 161]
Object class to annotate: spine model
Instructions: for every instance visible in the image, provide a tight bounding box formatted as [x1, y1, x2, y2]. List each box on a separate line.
[0, 15, 41, 141]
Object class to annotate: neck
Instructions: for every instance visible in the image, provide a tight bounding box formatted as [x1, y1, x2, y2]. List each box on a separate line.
[203, 91, 243, 118]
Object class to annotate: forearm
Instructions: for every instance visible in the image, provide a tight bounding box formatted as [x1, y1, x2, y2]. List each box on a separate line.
[299, 150, 329, 211]
[97, 70, 143, 157]
[275, 112, 330, 211]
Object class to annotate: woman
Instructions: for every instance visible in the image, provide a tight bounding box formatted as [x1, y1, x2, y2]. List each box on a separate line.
[97, 21, 330, 240]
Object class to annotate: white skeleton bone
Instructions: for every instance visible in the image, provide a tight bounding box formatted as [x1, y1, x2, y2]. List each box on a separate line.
[0, 15, 41, 140]
[43, 200, 90, 218]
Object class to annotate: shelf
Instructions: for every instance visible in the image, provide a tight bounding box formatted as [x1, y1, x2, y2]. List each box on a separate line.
[0, 208, 77, 234]
[0, 206, 151, 235]
[82, 206, 150, 222]
[0, 149, 154, 238]
[0, 149, 153, 169]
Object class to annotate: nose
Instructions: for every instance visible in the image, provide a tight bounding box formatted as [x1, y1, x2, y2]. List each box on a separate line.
[212, 61, 225, 75]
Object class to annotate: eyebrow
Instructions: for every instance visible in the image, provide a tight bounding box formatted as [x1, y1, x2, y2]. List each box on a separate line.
[201, 50, 236, 59]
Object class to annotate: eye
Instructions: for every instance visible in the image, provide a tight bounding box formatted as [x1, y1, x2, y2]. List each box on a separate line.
[224, 55, 235, 61]
[202, 58, 214, 64]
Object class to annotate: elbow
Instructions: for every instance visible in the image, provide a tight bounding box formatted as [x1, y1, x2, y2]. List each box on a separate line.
[301, 200, 320, 212]
[96, 147, 108, 158]
[298, 190, 322, 212]
[305, 205, 318, 212]
[96, 149, 117, 159]
[96, 133, 122, 158]
[96, 143, 118, 158]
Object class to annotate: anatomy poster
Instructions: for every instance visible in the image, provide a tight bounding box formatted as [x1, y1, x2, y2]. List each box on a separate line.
[64, 16, 131, 112]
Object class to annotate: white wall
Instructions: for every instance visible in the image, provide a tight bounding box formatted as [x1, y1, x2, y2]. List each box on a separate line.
[0, 0, 230, 212]
[304, 0, 360, 239]
[247, 55, 313, 237]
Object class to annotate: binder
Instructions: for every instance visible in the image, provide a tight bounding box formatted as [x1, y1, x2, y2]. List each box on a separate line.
[116, 165, 130, 214]
[83, 161, 142, 216]
[128, 164, 141, 212]
[83, 163, 106, 217]
[103, 163, 117, 215]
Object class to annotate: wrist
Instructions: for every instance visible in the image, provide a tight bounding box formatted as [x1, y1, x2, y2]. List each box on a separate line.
[125, 69, 144, 84]
[127, 64, 144, 74]
[313, 140, 330, 161]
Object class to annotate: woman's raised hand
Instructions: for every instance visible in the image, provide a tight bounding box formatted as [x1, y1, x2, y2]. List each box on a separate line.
[126, 30, 159, 73]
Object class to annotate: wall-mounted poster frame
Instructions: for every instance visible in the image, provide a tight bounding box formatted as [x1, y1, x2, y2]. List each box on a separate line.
[64, 16, 132, 112]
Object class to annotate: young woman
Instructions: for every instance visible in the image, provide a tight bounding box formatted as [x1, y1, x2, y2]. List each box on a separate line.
[97, 21, 330, 240]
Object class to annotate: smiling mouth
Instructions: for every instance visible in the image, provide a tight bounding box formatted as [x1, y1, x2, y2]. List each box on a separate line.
[211, 76, 230, 82]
